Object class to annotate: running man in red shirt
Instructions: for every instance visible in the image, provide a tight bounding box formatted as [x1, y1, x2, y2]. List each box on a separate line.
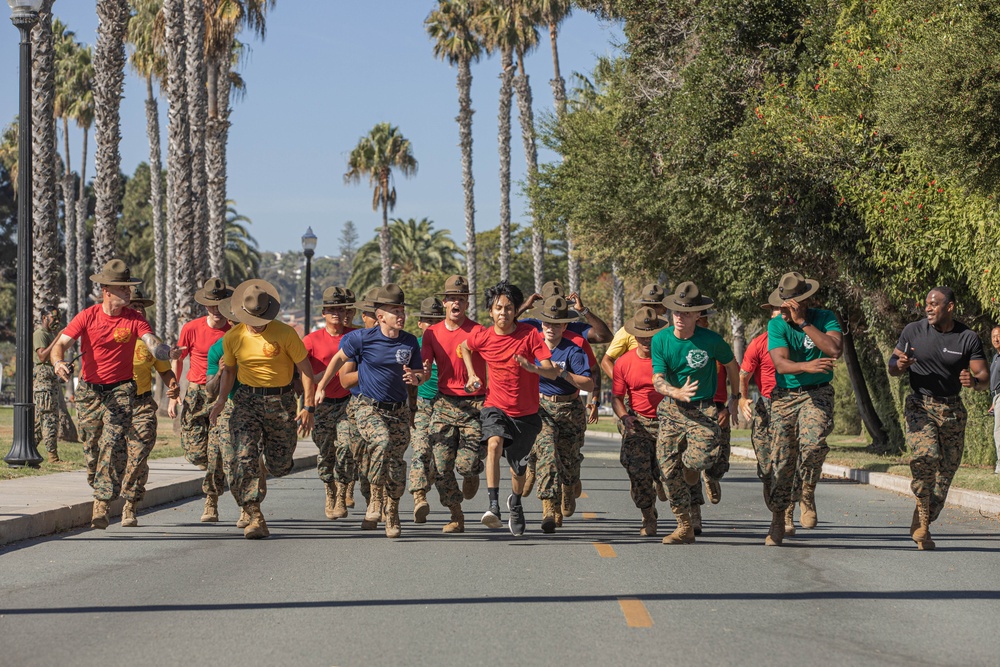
[50, 260, 175, 529]
[460, 281, 558, 536]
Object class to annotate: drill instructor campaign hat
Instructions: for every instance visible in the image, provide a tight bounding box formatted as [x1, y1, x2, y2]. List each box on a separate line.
[632, 283, 666, 305]
[321, 286, 355, 308]
[530, 295, 581, 324]
[768, 272, 820, 308]
[663, 281, 715, 312]
[128, 285, 154, 308]
[90, 259, 142, 286]
[372, 283, 414, 308]
[231, 279, 281, 327]
[437, 275, 472, 297]
[418, 297, 447, 320]
[624, 306, 670, 337]
[194, 277, 234, 306]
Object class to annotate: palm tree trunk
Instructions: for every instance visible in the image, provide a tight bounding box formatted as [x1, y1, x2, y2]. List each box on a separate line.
[206, 56, 230, 282]
[62, 117, 77, 319]
[548, 20, 577, 293]
[76, 126, 89, 313]
[457, 57, 477, 316]
[146, 76, 167, 339]
[185, 0, 209, 284]
[92, 0, 130, 277]
[31, 1, 60, 317]
[380, 178, 391, 286]
[612, 261, 624, 332]
[497, 46, 513, 283]
[513, 56, 543, 293]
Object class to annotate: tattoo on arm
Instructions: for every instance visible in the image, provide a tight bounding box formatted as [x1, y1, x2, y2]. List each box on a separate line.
[653, 373, 671, 397]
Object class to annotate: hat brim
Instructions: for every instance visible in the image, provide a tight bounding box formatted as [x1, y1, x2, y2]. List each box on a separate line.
[130, 298, 154, 308]
[624, 317, 670, 337]
[435, 291, 472, 298]
[90, 273, 141, 286]
[759, 302, 776, 311]
[373, 301, 415, 309]
[665, 296, 715, 312]
[527, 307, 581, 324]
[418, 312, 447, 320]
[321, 301, 356, 309]
[218, 298, 237, 323]
[768, 280, 819, 307]
[631, 297, 664, 305]
[194, 286, 235, 306]
[231, 279, 281, 326]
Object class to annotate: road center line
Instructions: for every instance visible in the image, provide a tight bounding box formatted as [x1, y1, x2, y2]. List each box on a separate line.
[593, 542, 616, 558]
[582, 512, 597, 519]
[618, 597, 653, 628]
[579, 492, 588, 499]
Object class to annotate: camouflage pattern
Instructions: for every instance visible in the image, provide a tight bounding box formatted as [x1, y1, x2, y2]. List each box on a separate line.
[75, 380, 138, 501]
[312, 398, 350, 484]
[905, 393, 967, 522]
[620, 414, 658, 509]
[767, 384, 834, 511]
[706, 411, 731, 481]
[180, 385, 210, 468]
[656, 398, 721, 512]
[408, 396, 437, 493]
[210, 399, 235, 488]
[354, 401, 411, 501]
[122, 395, 158, 502]
[342, 397, 371, 501]
[750, 397, 773, 481]
[76, 382, 103, 486]
[430, 394, 485, 508]
[226, 389, 298, 506]
[534, 396, 587, 502]
[32, 364, 59, 455]
[202, 420, 228, 497]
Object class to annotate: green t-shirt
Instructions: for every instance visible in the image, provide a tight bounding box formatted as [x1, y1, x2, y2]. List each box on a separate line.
[768, 308, 842, 389]
[416, 335, 439, 400]
[650, 326, 734, 402]
[33, 328, 55, 365]
[207, 337, 241, 399]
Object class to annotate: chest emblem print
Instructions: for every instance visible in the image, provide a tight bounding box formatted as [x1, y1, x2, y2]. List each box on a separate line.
[135, 345, 152, 362]
[261, 341, 281, 358]
[686, 349, 708, 369]
[113, 327, 132, 344]
[395, 348, 412, 366]
[804, 335, 815, 350]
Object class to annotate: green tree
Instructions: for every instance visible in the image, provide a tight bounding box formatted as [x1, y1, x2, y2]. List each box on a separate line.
[222, 200, 261, 285]
[348, 217, 463, 297]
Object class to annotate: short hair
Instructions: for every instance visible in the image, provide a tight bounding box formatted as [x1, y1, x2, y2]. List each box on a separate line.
[929, 286, 956, 305]
[40, 304, 59, 315]
[484, 280, 524, 312]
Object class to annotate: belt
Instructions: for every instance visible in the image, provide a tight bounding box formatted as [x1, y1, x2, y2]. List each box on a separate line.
[188, 383, 205, 389]
[440, 393, 485, 401]
[915, 392, 963, 405]
[358, 394, 406, 411]
[86, 379, 135, 393]
[671, 397, 715, 409]
[241, 384, 293, 396]
[322, 394, 351, 406]
[136, 391, 152, 400]
[777, 381, 831, 394]
[541, 392, 580, 403]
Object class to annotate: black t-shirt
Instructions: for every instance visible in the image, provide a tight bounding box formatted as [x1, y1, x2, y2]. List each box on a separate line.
[894, 319, 985, 397]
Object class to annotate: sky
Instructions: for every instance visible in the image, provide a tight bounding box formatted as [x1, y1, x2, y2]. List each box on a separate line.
[0, 1, 623, 258]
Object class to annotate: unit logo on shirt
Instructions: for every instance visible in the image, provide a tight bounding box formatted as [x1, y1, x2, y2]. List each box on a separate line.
[135, 345, 152, 362]
[686, 349, 709, 369]
[113, 327, 132, 344]
[262, 341, 281, 358]
[804, 335, 815, 350]
[552, 360, 567, 371]
[396, 348, 412, 366]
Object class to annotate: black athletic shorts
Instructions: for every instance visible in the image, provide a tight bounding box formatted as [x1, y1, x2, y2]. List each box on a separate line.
[479, 407, 542, 476]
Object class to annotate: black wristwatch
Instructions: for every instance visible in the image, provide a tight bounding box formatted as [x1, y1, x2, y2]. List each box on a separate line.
[589, 399, 601, 407]
[306, 405, 315, 413]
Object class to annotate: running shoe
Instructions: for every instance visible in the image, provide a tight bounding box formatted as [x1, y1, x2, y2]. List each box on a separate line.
[481, 502, 502, 529]
[507, 494, 525, 536]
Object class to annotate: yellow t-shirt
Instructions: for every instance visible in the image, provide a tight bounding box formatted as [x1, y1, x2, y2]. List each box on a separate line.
[222, 320, 307, 388]
[605, 326, 638, 361]
[133, 343, 171, 395]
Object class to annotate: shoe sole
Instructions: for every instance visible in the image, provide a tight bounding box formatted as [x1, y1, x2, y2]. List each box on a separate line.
[540, 517, 556, 534]
[201, 516, 219, 523]
[481, 512, 502, 529]
[506, 495, 525, 536]
[121, 520, 138, 528]
[413, 503, 430, 523]
[91, 517, 108, 530]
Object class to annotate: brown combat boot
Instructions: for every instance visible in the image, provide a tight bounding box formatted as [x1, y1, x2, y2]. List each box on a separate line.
[765, 509, 785, 546]
[912, 499, 935, 550]
[344, 480, 356, 508]
[573, 480, 582, 499]
[121, 500, 138, 528]
[201, 494, 220, 523]
[540, 498, 558, 534]
[662, 508, 695, 544]
[384, 496, 401, 538]
[690, 503, 703, 536]
[640, 506, 657, 537]
[554, 506, 563, 527]
[909, 506, 920, 536]
[800, 482, 818, 528]
[522, 466, 536, 495]
[47, 451, 61, 464]
[332, 484, 349, 519]
[91, 500, 109, 530]
[784, 504, 796, 536]
[462, 475, 480, 501]
[236, 507, 251, 529]
[704, 473, 721, 505]
[561, 487, 577, 517]
[243, 502, 269, 539]
[654, 478, 667, 502]
[443, 504, 465, 533]
[361, 486, 383, 530]
[413, 489, 430, 523]
[324, 483, 337, 520]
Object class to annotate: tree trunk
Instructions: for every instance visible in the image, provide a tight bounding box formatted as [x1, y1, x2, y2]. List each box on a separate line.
[612, 261, 624, 332]
[513, 62, 543, 292]
[457, 57, 477, 316]
[548, 25, 576, 294]
[146, 76, 167, 339]
[497, 47, 513, 283]
[62, 117, 78, 319]
[31, 2, 60, 318]
[185, 0, 209, 285]
[76, 127, 89, 313]
[206, 56, 230, 282]
[841, 326, 889, 450]
[730, 314, 746, 364]
[92, 0, 130, 275]
[380, 181, 391, 286]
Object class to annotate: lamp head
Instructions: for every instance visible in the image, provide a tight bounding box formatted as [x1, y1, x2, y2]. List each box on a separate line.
[8, 0, 45, 16]
[301, 226, 318, 255]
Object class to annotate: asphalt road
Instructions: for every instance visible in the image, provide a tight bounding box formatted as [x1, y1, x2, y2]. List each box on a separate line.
[2, 434, 999, 667]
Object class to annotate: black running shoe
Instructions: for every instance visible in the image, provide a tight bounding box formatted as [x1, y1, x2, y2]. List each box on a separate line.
[481, 502, 502, 529]
[507, 495, 525, 536]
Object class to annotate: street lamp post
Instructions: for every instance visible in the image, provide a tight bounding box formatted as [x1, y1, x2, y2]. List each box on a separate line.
[301, 227, 317, 333]
[5, 0, 44, 468]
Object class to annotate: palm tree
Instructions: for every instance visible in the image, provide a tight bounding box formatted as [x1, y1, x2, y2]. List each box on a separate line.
[54, 19, 81, 319]
[427, 0, 483, 316]
[185, 0, 208, 284]
[348, 217, 463, 296]
[31, 1, 59, 318]
[70, 46, 94, 314]
[223, 200, 261, 284]
[344, 123, 418, 285]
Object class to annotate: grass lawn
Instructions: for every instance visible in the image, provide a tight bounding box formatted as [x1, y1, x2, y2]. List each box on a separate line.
[0, 406, 185, 481]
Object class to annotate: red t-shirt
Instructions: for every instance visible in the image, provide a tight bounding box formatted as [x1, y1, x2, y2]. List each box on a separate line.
[741, 332, 776, 399]
[564, 329, 597, 367]
[304, 326, 355, 399]
[466, 322, 551, 417]
[714, 362, 728, 403]
[64, 304, 153, 384]
[177, 317, 231, 384]
[421, 319, 488, 397]
[612, 349, 663, 418]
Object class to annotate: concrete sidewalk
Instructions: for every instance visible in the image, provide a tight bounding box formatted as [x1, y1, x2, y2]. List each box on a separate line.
[0, 441, 319, 548]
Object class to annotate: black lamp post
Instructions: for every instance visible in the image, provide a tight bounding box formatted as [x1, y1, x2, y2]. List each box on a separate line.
[5, 0, 44, 468]
[301, 227, 317, 333]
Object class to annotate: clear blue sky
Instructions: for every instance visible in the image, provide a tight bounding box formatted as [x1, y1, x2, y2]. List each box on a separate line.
[0, 2, 622, 257]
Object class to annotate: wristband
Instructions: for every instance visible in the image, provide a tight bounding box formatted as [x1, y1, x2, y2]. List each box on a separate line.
[589, 400, 601, 407]
[579, 307, 591, 316]
[306, 405, 315, 414]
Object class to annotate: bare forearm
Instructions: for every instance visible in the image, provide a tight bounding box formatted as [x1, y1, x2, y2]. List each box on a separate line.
[584, 313, 613, 344]
[600, 355, 616, 381]
[653, 373, 675, 398]
[739, 370, 752, 398]
[215, 367, 236, 406]
[802, 326, 842, 358]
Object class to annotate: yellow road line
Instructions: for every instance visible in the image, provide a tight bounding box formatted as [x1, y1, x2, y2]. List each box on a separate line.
[579, 492, 589, 499]
[593, 542, 616, 558]
[582, 512, 597, 519]
[618, 597, 653, 628]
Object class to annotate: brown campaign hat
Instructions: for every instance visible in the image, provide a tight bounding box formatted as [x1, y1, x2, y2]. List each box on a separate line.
[664, 281, 714, 312]
[418, 297, 446, 320]
[344, 288, 356, 304]
[529, 295, 580, 324]
[356, 287, 379, 313]
[218, 297, 238, 323]
[372, 283, 413, 308]
[540, 280, 564, 299]
[128, 285, 154, 308]
[231, 279, 281, 326]
[624, 306, 669, 337]
[90, 259, 141, 286]
[768, 272, 820, 307]
[437, 274, 472, 297]
[194, 277, 234, 306]
[321, 286, 354, 308]
[632, 283, 666, 305]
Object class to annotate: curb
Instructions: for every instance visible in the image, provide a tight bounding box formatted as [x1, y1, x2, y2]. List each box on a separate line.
[586, 430, 1000, 517]
[0, 442, 319, 548]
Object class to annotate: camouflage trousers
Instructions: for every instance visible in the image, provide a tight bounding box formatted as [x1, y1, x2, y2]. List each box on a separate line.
[180, 385, 210, 468]
[408, 397, 437, 494]
[343, 397, 372, 501]
[32, 365, 59, 455]
[620, 414, 659, 510]
[905, 393, 967, 523]
[210, 399, 235, 489]
[226, 388, 298, 507]
[534, 396, 586, 502]
[355, 400, 411, 501]
[707, 403, 731, 481]
[656, 398, 721, 512]
[430, 394, 484, 508]
[122, 394, 158, 503]
[751, 397, 802, 506]
[767, 384, 834, 511]
[76, 380, 136, 501]
[312, 397, 351, 485]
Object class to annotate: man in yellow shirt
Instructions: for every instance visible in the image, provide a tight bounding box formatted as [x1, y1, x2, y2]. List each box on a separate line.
[599, 283, 669, 382]
[209, 279, 316, 539]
